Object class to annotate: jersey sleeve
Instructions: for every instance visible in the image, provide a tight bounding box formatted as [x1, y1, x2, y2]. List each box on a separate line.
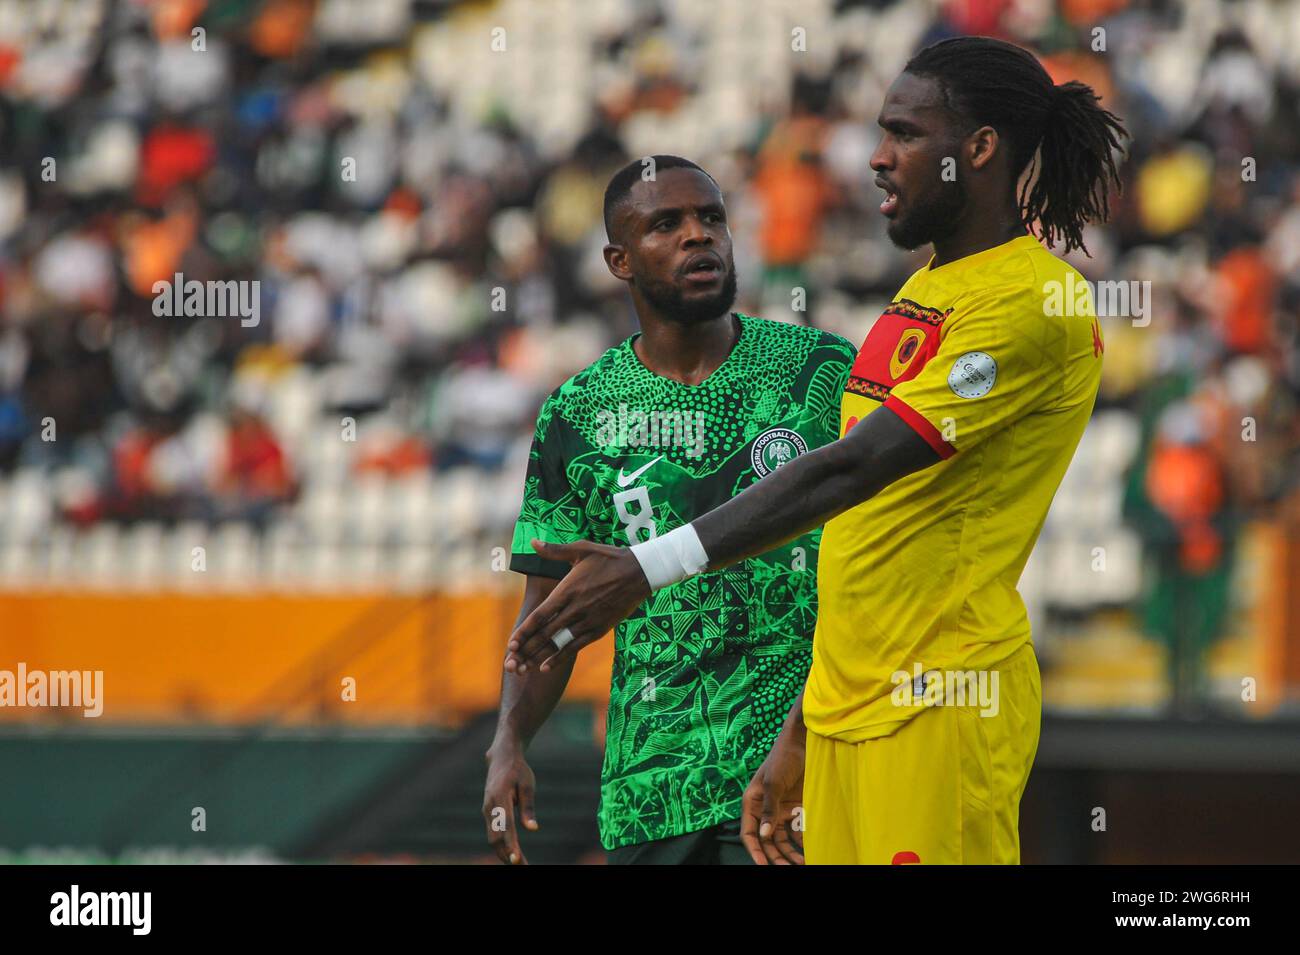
[810, 332, 858, 446]
[883, 287, 1065, 458]
[509, 395, 588, 579]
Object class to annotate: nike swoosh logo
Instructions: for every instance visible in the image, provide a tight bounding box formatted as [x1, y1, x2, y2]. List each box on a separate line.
[616, 454, 664, 487]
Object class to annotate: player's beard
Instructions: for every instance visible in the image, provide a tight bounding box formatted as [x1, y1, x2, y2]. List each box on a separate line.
[887, 177, 968, 252]
[636, 262, 739, 325]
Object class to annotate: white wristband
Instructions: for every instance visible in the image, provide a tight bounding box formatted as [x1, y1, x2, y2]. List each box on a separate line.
[630, 523, 710, 592]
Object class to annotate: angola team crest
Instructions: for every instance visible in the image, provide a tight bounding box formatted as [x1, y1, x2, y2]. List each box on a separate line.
[751, 427, 808, 477]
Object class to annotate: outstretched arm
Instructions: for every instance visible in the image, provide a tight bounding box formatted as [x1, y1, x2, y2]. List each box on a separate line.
[693, 404, 937, 567]
[504, 405, 939, 672]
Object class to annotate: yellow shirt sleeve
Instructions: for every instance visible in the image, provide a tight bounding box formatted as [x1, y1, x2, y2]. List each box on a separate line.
[882, 287, 1066, 457]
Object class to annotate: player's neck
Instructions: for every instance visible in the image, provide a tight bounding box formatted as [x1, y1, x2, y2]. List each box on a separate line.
[930, 203, 1026, 268]
[633, 311, 740, 386]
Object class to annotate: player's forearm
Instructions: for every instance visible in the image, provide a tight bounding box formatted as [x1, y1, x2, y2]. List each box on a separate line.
[619, 411, 936, 651]
[781, 688, 806, 744]
[492, 659, 575, 752]
[693, 435, 885, 570]
[666, 407, 938, 576]
[493, 574, 574, 749]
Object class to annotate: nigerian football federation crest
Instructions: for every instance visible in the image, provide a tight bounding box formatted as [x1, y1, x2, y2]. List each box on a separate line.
[751, 427, 808, 477]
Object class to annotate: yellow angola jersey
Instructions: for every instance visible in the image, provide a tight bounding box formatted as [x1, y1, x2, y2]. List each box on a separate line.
[804, 234, 1104, 742]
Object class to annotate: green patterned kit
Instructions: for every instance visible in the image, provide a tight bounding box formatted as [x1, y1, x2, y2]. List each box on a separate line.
[511, 314, 854, 849]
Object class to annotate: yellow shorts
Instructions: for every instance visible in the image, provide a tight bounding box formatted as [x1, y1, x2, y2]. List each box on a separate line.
[803, 643, 1041, 865]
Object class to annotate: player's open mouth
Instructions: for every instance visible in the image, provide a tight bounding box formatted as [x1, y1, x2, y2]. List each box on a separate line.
[682, 253, 723, 283]
[875, 177, 900, 217]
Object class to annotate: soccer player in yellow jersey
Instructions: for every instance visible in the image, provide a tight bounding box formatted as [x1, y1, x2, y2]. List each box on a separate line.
[502, 36, 1128, 865]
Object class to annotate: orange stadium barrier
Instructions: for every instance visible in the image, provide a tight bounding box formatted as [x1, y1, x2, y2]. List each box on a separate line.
[0, 586, 614, 726]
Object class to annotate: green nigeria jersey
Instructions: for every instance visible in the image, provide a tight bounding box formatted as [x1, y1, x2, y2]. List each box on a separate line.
[510, 313, 855, 850]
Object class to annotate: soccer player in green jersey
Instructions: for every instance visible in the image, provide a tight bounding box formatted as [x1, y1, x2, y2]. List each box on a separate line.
[482, 156, 855, 864]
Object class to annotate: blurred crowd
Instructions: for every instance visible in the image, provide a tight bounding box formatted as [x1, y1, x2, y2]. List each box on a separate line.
[1, 0, 1299, 704]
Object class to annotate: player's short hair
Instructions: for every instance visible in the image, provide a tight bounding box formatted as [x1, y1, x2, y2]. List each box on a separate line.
[904, 35, 1127, 254]
[603, 156, 719, 242]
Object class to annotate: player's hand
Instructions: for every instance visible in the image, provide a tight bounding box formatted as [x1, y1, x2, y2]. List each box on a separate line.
[741, 726, 806, 865]
[504, 539, 650, 673]
[482, 739, 539, 865]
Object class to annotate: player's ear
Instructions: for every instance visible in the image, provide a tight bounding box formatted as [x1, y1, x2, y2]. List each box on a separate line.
[604, 243, 633, 282]
[967, 125, 999, 172]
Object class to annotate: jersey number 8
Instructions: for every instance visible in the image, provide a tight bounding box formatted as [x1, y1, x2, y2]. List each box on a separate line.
[612, 486, 658, 544]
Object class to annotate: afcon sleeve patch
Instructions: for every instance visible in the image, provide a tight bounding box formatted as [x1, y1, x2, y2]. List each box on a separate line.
[947, 351, 997, 398]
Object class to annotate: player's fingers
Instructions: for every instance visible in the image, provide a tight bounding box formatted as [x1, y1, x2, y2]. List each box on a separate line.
[507, 602, 553, 654]
[503, 639, 529, 674]
[518, 608, 585, 666]
[529, 538, 593, 565]
[757, 786, 789, 865]
[507, 591, 568, 659]
[501, 809, 526, 865]
[517, 780, 539, 832]
[788, 814, 805, 853]
[537, 628, 598, 672]
[483, 790, 521, 865]
[773, 822, 805, 865]
[740, 781, 768, 865]
[761, 830, 789, 865]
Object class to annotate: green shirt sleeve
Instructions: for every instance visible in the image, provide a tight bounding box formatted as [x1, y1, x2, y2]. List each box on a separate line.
[811, 331, 857, 445]
[510, 393, 587, 579]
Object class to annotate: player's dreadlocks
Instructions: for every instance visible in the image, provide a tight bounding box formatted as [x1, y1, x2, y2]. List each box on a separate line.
[905, 35, 1128, 255]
